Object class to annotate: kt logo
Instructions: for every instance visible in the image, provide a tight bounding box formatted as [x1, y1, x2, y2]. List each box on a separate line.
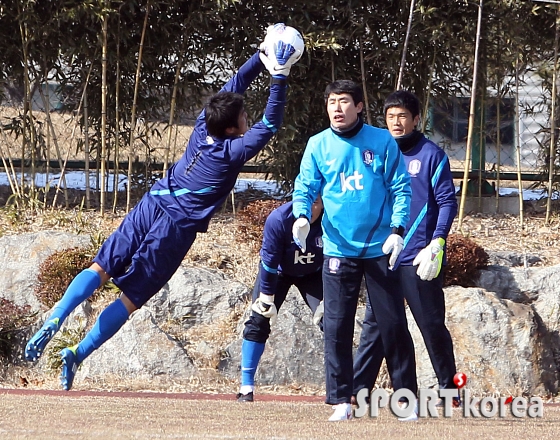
[340, 171, 364, 192]
[294, 250, 315, 265]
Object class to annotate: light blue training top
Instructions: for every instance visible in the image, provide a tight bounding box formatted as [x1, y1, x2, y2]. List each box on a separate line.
[293, 123, 411, 258]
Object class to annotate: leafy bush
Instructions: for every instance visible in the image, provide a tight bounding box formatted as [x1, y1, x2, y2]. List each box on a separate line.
[445, 234, 489, 287]
[44, 322, 86, 374]
[35, 246, 98, 309]
[0, 298, 35, 359]
[235, 199, 285, 247]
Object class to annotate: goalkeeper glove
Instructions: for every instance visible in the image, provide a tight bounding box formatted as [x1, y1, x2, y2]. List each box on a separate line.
[252, 293, 278, 325]
[259, 44, 300, 77]
[292, 216, 310, 253]
[259, 24, 302, 77]
[412, 237, 446, 281]
[312, 300, 324, 326]
[382, 233, 404, 270]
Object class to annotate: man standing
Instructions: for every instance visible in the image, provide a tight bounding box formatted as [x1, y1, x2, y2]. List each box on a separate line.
[353, 90, 460, 409]
[291, 80, 418, 421]
[237, 197, 323, 402]
[25, 24, 303, 391]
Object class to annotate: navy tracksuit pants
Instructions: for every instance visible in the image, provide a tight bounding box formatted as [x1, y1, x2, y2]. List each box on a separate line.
[322, 255, 418, 404]
[353, 265, 457, 395]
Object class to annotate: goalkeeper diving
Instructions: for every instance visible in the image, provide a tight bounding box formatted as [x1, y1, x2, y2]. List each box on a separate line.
[24, 23, 303, 391]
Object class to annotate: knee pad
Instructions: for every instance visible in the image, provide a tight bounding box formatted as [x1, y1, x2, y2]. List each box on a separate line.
[242, 313, 271, 343]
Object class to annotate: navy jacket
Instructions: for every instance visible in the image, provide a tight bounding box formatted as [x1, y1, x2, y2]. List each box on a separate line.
[399, 134, 457, 265]
[259, 202, 323, 295]
[150, 52, 287, 231]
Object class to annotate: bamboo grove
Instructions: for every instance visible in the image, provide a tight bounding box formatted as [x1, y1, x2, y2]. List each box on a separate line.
[0, 1, 557, 213]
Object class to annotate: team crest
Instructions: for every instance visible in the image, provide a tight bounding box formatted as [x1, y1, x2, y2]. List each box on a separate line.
[316, 237, 323, 248]
[328, 257, 340, 273]
[362, 150, 374, 165]
[408, 159, 421, 176]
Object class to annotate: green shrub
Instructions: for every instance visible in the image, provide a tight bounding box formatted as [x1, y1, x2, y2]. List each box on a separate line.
[445, 234, 489, 287]
[35, 246, 98, 309]
[235, 199, 285, 247]
[0, 298, 35, 359]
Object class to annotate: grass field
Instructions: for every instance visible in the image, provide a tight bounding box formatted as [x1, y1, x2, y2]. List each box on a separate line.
[1, 389, 559, 440]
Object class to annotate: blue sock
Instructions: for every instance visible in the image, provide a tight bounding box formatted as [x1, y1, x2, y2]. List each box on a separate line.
[76, 298, 129, 363]
[240, 339, 266, 386]
[49, 269, 101, 326]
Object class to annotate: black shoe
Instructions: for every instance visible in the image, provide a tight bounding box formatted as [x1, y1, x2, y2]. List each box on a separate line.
[436, 397, 461, 408]
[236, 392, 254, 402]
[351, 394, 370, 405]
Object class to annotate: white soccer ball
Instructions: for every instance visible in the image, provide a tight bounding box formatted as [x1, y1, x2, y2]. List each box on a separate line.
[265, 23, 305, 59]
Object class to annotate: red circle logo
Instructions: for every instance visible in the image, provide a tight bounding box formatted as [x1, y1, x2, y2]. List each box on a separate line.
[453, 372, 467, 388]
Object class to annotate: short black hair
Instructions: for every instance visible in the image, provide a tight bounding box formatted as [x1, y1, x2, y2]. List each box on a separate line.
[324, 80, 364, 107]
[205, 92, 244, 138]
[383, 90, 421, 118]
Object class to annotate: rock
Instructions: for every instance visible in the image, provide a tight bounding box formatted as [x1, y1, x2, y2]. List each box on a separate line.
[476, 265, 535, 303]
[4, 233, 559, 396]
[77, 308, 196, 385]
[221, 287, 325, 385]
[441, 286, 557, 396]
[146, 266, 250, 329]
[487, 251, 542, 267]
[0, 231, 90, 311]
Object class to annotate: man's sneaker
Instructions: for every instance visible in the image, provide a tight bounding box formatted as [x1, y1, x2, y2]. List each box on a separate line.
[236, 392, 254, 402]
[328, 403, 352, 421]
[24, 318, 60, 362]
[436, 397, 462, 408]
[398, 399, 418, 422]
[60, 346, 80, 391]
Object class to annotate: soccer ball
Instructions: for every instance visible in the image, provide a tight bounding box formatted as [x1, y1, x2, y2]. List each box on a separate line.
[264, 23, 305, 60]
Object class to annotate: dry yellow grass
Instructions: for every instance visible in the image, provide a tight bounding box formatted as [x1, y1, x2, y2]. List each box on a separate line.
[0, 106, 194, 165]
[0, 391, 559, 440]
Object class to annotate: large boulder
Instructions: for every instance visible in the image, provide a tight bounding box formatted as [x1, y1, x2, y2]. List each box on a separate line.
[426, 286, 557, 395]
[145, 266, 249, 329]
[478, 263, 560, 389]
[4, 232, 559, 396]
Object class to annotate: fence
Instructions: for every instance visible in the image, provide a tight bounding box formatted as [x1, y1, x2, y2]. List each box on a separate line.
[0, 62, 558, 209]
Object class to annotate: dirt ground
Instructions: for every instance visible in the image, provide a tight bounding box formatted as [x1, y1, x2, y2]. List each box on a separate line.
[1, 389, 559, 440]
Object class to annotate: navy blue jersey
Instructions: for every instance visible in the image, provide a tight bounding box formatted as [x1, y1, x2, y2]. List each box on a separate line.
[399, 134, 457, 265]
[149, 52, 286, 231]
[259, 201, 323, 296]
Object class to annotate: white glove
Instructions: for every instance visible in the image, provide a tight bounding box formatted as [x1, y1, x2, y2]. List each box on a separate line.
[413, 238, 445, 281]
[382, 233, 404, 270]
[292, 217, 310, 253]
[252, 293, 278, 325]
[312, 300, 324, 326]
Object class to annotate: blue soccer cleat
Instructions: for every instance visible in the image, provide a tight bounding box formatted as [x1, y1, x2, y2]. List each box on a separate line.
[60, 346, 80, 391]
[24, 318, 60, 362]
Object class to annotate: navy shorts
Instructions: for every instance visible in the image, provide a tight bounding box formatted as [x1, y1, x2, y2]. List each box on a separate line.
[94, 193, 197, 308]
